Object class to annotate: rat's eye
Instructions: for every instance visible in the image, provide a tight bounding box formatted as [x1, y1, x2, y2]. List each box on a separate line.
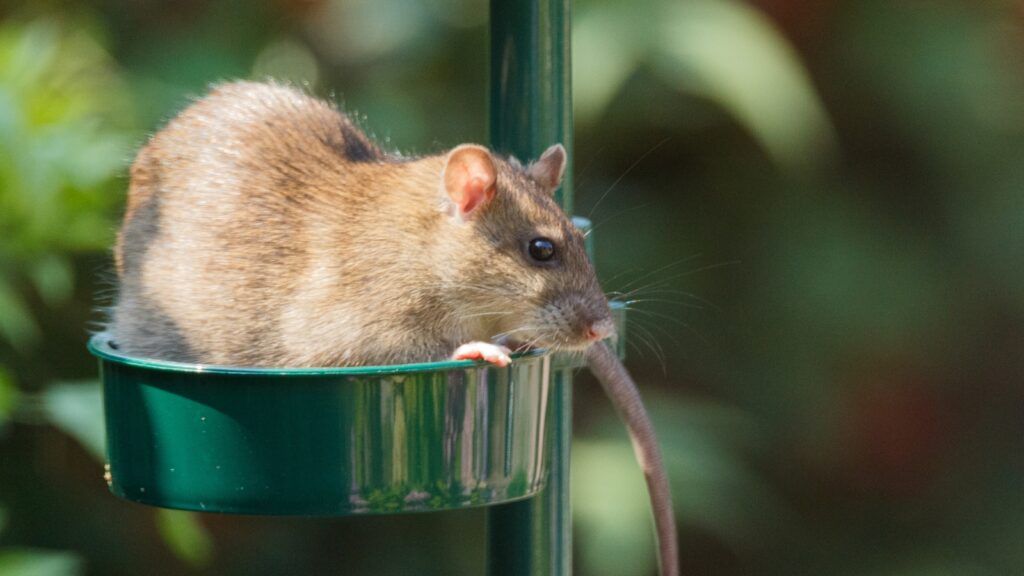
[527, 237, 556, 262]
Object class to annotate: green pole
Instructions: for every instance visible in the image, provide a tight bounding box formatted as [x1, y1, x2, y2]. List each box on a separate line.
[486, 1, 573, 575]
[488, 0, 573, 207]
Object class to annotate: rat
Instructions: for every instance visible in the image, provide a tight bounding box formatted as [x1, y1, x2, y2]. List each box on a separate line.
[108, 81, 677, 576]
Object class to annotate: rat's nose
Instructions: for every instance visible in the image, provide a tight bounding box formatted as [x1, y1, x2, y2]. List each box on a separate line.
[584, 317, 615, 342]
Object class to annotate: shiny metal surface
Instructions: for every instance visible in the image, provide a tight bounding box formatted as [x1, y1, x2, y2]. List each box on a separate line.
[91, 333, 553, 515]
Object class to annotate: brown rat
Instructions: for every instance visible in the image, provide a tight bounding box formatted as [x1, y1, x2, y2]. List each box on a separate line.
[110, 81, 613, 366]
[108, 81, 677, 576]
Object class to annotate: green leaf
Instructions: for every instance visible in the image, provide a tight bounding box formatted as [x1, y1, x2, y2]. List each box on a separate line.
[573, 6, 641, 122]
[42, 381, 104, 461]
[0, 17, 136, 307]
[573, 440, 658, 576]
[0, 549, 83, 576]
[654, 0, 837, 173]
[155, 510, 214, 568]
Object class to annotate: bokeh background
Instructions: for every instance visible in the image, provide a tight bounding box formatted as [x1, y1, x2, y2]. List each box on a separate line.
[1, 0, 1022, 574]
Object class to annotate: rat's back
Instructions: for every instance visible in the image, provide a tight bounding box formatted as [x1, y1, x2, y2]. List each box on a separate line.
[109, 81, 605, 369]
[109, 81, 386, 365]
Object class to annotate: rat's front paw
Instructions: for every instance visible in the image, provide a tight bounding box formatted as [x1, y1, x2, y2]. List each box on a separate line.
[452, 342, 512, 367]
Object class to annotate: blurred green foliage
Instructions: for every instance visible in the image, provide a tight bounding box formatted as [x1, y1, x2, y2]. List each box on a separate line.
[0, 549, 82, 576]
[0, 0, 1022, 575]
[154, 511, 213, 569]
[575, 0, 836, 174]
[0, 18, 134, 350]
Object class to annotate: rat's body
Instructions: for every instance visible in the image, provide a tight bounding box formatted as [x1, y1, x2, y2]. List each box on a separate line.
[111, 81, 610, 366]
[109, 81, 676, 575]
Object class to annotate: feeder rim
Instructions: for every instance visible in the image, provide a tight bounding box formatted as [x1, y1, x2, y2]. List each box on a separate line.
[87, 332, 548, 376]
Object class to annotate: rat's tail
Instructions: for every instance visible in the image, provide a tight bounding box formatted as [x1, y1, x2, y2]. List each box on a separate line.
[587, 341, 680, 576]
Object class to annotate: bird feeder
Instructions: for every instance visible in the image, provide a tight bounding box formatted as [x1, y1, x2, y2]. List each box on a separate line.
[91, 1, 616, 574]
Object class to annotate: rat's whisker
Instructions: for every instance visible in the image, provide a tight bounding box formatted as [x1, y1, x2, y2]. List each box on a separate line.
[613, 253, 704, 293]
[629, 321, 661, 356]
[644, 260, 742, 286]
[601, 267, 644, 291]
[629, 306, 690, 326]
[628, 322, 667, 374]
[613, 261, 739, 307]
[573, 145, 605, 193]
[586, 137, 671, 220]
[625, 288, 727, 315]
[625, 339, 645, 360]
[631, 308, 709, 349]
[587, 202, 651, 237]
[522, 334, 546, 351]
[624, 298, 704, 310]
[629, 313, 684, 350]
[623, 287, 719, 301]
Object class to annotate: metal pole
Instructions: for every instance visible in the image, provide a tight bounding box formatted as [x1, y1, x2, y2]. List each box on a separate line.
[488, 0, 573, 207]
[486, 1, 573, 575]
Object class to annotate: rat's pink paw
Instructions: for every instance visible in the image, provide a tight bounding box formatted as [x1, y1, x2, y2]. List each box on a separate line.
[452, 342, 512, 367]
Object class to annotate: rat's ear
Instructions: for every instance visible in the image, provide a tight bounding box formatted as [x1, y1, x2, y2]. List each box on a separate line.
[443, 144, 497, 218]
[528, 144, 566, 193]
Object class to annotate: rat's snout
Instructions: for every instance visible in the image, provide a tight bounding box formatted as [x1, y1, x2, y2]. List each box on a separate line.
[536, 292, 615, 349]
[585, 316, 615, 342]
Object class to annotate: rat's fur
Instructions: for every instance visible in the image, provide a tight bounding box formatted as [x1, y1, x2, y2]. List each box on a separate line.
[110, 81, 611, 366]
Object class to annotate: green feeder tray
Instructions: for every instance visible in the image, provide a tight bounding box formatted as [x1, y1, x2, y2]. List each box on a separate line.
[90, 333, 553, 516]
[89, 216, 624, 522]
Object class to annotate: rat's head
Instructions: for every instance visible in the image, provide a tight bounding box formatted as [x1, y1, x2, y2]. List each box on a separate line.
[438, 143, 614, 351]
